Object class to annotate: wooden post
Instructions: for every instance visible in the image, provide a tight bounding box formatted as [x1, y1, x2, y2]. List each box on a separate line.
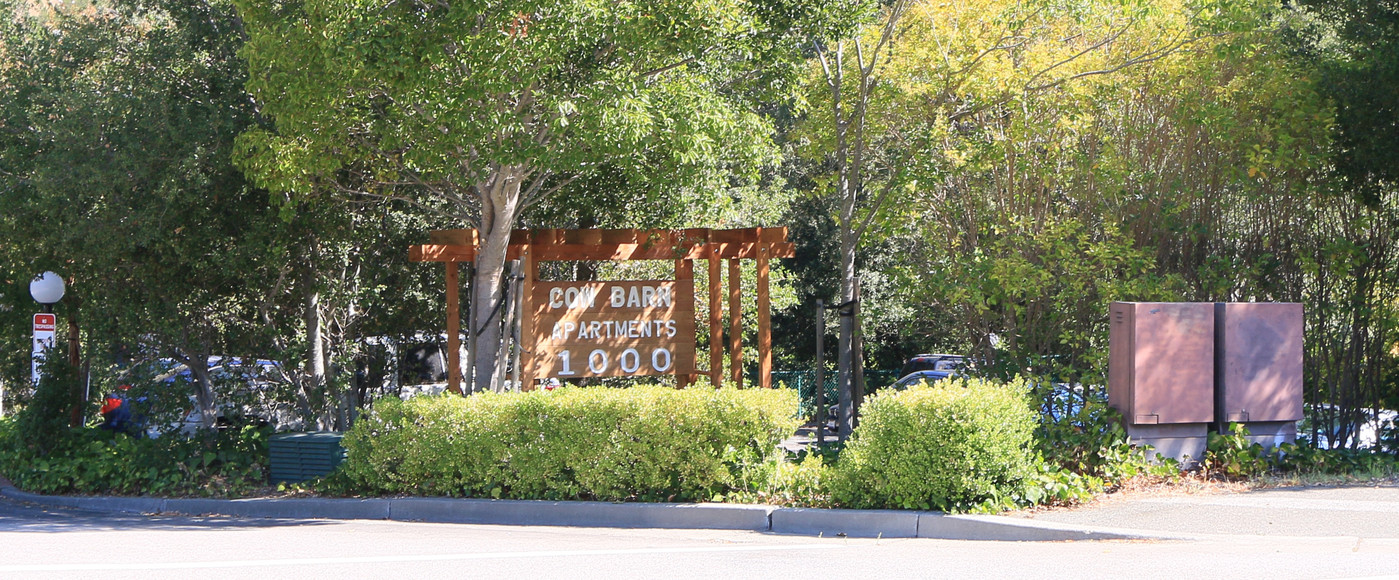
[519, 244, 535, 391]
[728, 259, 742, 386]
[815, 299, 826, 446]
[676, 256, 694, 389]
[757, 242, 772, 389]
[852, 276, 864, 426]
[708, 246, 722, 388]
[462, 263, 475, 393]
[445, 261, 462, 395]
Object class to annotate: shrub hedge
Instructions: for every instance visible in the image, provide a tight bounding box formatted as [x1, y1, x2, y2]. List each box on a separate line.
[332, 386, 799, 502]
[831, 378, 1038, 511]
[0, 419, 270, 497]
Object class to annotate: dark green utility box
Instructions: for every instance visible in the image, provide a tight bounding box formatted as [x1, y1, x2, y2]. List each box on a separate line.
[269, 431, 347, 484]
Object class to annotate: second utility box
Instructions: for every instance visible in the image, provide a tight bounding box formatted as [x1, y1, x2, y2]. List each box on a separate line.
[269, 431, 347, 485]
[1109, 302, 1215, 463]
[1215, 302, 1304, 447]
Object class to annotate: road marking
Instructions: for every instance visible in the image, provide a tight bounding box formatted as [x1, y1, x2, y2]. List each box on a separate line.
[0, 543, 840, 572]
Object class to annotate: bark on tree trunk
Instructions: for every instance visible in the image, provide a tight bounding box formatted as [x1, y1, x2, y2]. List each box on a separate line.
[306, 286, 330, 429]
[470, 165, 525, 394]
[837, 221, 858, 438]
[171, 349, 218, 429]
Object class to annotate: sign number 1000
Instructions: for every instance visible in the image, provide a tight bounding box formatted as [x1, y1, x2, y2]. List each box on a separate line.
[556, 347, 673, 376]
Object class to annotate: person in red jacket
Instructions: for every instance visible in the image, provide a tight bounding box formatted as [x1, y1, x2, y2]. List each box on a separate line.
[99, 384, 139, 435]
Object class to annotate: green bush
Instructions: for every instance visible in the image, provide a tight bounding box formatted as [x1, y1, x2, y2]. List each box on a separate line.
[14, 346, 86, 457]
[830, 378, 1038, 511]
[330, 386, 799, 502]
[750, 452, 835, 507]
[1204, 424, 1399, 481]
[1204, 423, 1269, 479]
[1036, 395, 1167, 484]
[1271, 441, 1399, 476]
[0, 418, 270, 497]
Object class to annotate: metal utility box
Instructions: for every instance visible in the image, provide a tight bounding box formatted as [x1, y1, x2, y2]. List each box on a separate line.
[1109, 302, 1215, 424]
[1214, 302, 1304, 447]
[1109, 302, 1215, 463]
[269, 431, 347, 485]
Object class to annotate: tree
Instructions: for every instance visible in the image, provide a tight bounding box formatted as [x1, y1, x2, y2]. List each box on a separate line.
[0, 0, 440, 431]
[1289, 0, 1399, 206]
[0, 0, 281, 425]
[799, 0, 1204, 435]
[1282, 0, 1399, 445]
[234, 0, 822, 393]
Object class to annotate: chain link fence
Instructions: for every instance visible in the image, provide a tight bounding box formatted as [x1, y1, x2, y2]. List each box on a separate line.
[764, 369, 902, 419]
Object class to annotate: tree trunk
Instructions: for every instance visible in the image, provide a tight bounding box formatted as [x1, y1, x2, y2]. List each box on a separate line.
[306, 286, 330, 429]
[171, 349, 218, 429]
[837, 217, 857, 438]
[470, 165, 526, 394]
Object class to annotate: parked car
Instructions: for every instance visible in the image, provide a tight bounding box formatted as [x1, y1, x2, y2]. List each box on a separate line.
[897, 353, 966, 377]
[889, 369, 957, 389]
[130, 356, 286, 436]
[869, 354, 967, 393]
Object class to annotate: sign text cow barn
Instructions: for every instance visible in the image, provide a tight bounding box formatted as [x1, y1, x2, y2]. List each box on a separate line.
[533, 280, 695, 378]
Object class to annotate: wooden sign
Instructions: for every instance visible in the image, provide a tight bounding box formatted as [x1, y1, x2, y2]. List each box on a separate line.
[411, 227, 795, 391]
[532, 280, 696, 378]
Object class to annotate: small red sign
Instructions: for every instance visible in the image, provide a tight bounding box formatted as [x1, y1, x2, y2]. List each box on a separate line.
[33, 313, 56, 332]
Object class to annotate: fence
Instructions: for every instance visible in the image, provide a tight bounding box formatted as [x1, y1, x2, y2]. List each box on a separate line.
[765, 369, 901, 419]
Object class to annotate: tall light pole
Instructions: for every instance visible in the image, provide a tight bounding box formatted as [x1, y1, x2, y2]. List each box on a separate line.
[29, 271, 65, 386]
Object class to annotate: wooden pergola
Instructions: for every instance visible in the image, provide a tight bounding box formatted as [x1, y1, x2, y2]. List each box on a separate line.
[410, 227, 796, 393]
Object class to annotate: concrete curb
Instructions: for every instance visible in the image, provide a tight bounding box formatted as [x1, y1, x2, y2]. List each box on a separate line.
[0, 482, 1175, 542]
[386, 497, 772, 531]
[771, 507, 919, 537]
[929, 514, 1200, 542]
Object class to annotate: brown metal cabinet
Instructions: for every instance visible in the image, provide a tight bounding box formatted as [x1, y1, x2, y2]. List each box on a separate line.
[1109, 302, 1215, 424]
[1109, 302, 1215, 463]
[1214, 302, 1303, 446]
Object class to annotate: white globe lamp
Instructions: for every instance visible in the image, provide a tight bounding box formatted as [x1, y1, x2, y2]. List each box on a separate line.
[29, 271, 66, 307]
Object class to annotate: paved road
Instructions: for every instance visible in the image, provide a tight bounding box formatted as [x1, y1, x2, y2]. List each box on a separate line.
[3, 496, 1399, 579]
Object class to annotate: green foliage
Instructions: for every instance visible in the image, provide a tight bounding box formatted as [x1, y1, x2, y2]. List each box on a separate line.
[329, 386, 799, 502]
[1035, 394, 1166, 483]
[1013, 463, 1102, 510]
[1289, 0, 1399, 205]
[1205, 424, 1399, 481]
[13, 347, 83, 457]
[0, 0, 285, 393]
[749, 451, 836, 507]
[918, 218, 1181, 381]
[830, 378, 1037, 512]
[0, 420, 270, 497]
[1205, 423, 1270, 480]
[1271, 440, 1399, 477]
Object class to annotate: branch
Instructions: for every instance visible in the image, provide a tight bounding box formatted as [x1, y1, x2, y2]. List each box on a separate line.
[863, 0, 912, 77]
[1022, 32, 1220, 92]
[814, 41, 838, 90]
[331, 180, 477, 227]
[638, 55, 699, 79]
[520, 172, 580, 211]
[853, 170, 903, 244]
[1019, 20, 1135, 92]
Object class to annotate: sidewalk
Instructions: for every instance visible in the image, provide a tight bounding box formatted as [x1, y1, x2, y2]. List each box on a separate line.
[1008, 484, 1399, 539]
[0, 478, 1156, 542]
[5, 477, 1395, 542]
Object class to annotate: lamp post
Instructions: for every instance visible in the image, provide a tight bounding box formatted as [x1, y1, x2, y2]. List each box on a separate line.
[29, 271, 65, 386]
